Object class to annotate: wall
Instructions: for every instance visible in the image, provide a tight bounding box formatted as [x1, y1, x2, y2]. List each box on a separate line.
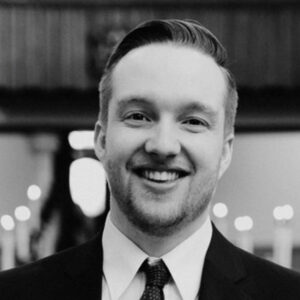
[0, 133, 57, 216]
[0, 134, 35, 215]
[215, 131, 300, 246]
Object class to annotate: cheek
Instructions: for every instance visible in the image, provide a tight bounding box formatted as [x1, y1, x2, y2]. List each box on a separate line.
[105, 126, 146, 160]
[186, 138, 224, 170]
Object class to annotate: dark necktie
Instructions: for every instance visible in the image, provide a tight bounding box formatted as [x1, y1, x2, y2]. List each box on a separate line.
[140, 259, 171, 300]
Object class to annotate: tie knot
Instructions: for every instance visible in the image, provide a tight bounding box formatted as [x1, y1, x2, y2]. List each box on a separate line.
[142, 259, 171, 288]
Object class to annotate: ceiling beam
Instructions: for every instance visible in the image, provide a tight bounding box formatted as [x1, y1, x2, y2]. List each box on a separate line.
[0, 87, 300, 133]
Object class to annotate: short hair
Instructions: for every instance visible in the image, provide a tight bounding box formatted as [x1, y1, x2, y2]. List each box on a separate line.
[98, 19, 238, 135]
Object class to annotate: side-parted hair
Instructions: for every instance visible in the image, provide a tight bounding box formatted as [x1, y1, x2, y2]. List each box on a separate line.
[98, 19, 238, 135]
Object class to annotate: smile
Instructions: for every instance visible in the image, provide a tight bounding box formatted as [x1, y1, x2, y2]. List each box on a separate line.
[133, 167, 189, 183]
[143, 170, 179, 182]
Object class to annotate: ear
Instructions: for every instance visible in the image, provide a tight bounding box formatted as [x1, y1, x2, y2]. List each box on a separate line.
[218, 133, 234, 180]
[94, 121, 106, 161]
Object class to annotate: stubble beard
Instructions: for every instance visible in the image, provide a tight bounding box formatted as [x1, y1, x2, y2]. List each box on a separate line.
[106, 159, 219, 238]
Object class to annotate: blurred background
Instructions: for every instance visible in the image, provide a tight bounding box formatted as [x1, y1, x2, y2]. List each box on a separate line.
[0, 0, 300, 271]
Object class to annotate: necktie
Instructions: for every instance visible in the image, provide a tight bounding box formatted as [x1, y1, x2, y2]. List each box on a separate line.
[140, 259, 171, 300]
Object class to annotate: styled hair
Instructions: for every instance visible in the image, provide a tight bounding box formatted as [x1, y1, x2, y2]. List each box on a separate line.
[99, 19, 238, 134]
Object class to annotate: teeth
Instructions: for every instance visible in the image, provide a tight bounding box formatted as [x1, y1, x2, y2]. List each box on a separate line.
[144, 170, 179, 182]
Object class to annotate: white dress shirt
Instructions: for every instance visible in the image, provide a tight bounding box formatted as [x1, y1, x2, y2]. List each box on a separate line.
[102, 214, 212, 300]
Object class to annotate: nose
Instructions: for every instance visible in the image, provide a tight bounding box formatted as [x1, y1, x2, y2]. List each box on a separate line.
[144, 120, 181, 158]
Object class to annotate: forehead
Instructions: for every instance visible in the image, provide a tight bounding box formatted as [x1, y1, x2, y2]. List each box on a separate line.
[110, 43, 227, 112]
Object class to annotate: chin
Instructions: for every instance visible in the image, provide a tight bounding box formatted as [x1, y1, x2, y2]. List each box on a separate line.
[124, 199, 192, 237]
[131, 214, 185, 237]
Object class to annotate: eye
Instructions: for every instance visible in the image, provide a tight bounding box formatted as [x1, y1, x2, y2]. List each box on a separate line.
[124, 112, 151, 126]
[183, 118, 208, 126]
[182, 117, 209, 132]
[127, 112, 149, 121]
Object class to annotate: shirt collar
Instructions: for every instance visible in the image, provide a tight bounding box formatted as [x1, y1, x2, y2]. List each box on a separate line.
[102, 214, 148, 300]
[102, 214, 212, 300]
[162, 217, 212, 300]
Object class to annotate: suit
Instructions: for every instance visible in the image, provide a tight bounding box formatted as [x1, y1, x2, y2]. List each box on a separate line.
[0, 223, 300, 300]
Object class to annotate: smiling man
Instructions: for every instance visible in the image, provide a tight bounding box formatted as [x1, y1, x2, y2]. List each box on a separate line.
[1, 19, 300, 300]
[95, 42, 232, 253]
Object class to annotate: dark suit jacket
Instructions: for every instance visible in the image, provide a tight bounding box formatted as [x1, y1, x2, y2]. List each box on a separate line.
[0, 224, 300, 299]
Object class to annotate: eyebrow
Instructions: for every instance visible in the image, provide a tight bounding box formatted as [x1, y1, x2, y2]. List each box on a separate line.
[115, 97, 154, 115]
[115, 97, 219, 120]
[178, 102, 219, 119]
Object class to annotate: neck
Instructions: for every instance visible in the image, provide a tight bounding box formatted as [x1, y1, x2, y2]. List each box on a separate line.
[110, 205, 210, 257]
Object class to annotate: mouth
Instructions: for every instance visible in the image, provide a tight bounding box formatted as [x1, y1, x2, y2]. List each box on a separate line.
[133, 168, 189, 183]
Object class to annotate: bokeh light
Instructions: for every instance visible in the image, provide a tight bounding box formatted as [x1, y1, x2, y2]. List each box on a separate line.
[14, 206, 31, 222]
[273, 204, 294, 221]
[234, 216, 253, 232]
[0, 215, 15, 231]
[68, 131, 94, 150]
[212, 202, 228, 218]
[27, 184, 42, 201]
[69, 158, 106, 217]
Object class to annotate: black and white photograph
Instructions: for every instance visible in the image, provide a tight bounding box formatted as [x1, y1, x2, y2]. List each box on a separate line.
[0, 1, 300, 299]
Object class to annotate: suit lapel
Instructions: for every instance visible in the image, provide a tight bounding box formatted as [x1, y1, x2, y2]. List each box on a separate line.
[199, 224, 252, 300]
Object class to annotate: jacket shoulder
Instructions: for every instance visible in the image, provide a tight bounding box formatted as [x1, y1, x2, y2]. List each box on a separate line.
[0, 233, 102, 300]
[208, 226, 300, 299]
[235, 243, 300, 299]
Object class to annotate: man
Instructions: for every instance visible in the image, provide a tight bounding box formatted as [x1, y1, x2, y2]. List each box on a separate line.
[0, 19, 300, 300]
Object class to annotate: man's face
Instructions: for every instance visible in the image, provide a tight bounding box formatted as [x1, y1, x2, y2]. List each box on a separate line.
[95, 44, 233, 237]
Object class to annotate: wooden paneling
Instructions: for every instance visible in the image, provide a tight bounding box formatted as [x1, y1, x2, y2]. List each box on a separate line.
[1, 1, 300, 8]
[0, 7, 11, 86]
[0, 2, 299, 88]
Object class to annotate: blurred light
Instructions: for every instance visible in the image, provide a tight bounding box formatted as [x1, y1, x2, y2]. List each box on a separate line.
[212, 202, 228, 218]
[69, 158, 106, 217]
[273, 206, 283, 221]
[273, 205, 294, 221]
[234, 216, 253, 232]
[283, 205, 294, 220]
[0, 215, 15, 231]
[14, 206, 31, 222]
[27, 184, 42, 201]
[68, 131, 94, 150]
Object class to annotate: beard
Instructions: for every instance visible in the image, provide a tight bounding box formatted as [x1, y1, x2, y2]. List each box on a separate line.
[105, 158, 219, 238]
